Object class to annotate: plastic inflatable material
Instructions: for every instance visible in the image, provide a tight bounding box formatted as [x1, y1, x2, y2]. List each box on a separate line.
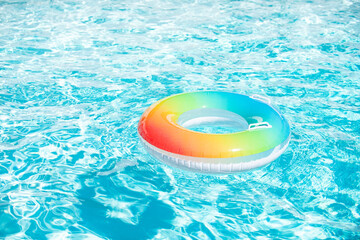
[138, 91, 291, 173]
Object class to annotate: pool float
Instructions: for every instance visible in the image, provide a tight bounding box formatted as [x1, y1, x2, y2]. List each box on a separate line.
[138, 91, 290, 173]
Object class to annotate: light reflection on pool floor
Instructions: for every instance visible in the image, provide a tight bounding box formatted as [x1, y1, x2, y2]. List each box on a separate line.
[0, 0, 360, 239]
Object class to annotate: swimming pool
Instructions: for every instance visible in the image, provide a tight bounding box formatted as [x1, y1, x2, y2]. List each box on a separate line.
[0, 0, 359, 239]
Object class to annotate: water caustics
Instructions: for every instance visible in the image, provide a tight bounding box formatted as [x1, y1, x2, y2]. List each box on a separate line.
[0, 0, 360, 239]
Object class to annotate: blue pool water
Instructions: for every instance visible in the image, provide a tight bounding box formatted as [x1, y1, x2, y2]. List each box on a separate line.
[1, 0, 360, 239]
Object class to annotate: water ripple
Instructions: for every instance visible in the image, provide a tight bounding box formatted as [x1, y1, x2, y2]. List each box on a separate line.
[1, 0, 360, 239]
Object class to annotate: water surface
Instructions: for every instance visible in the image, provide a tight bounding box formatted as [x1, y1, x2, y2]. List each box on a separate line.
[0, 0, 360, 239]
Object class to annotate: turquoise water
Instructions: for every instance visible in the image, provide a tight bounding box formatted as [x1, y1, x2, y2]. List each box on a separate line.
[0, 0, 360, 239]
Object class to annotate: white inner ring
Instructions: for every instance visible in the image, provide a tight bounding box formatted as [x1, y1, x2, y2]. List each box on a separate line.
[177, 108, 249, 133]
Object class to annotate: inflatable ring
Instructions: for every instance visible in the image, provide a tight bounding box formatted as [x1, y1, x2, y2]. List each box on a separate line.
[138, 91, 290, 173]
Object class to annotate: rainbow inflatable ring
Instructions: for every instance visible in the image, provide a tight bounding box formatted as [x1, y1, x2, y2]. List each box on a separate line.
[138, 91, 290, 174]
